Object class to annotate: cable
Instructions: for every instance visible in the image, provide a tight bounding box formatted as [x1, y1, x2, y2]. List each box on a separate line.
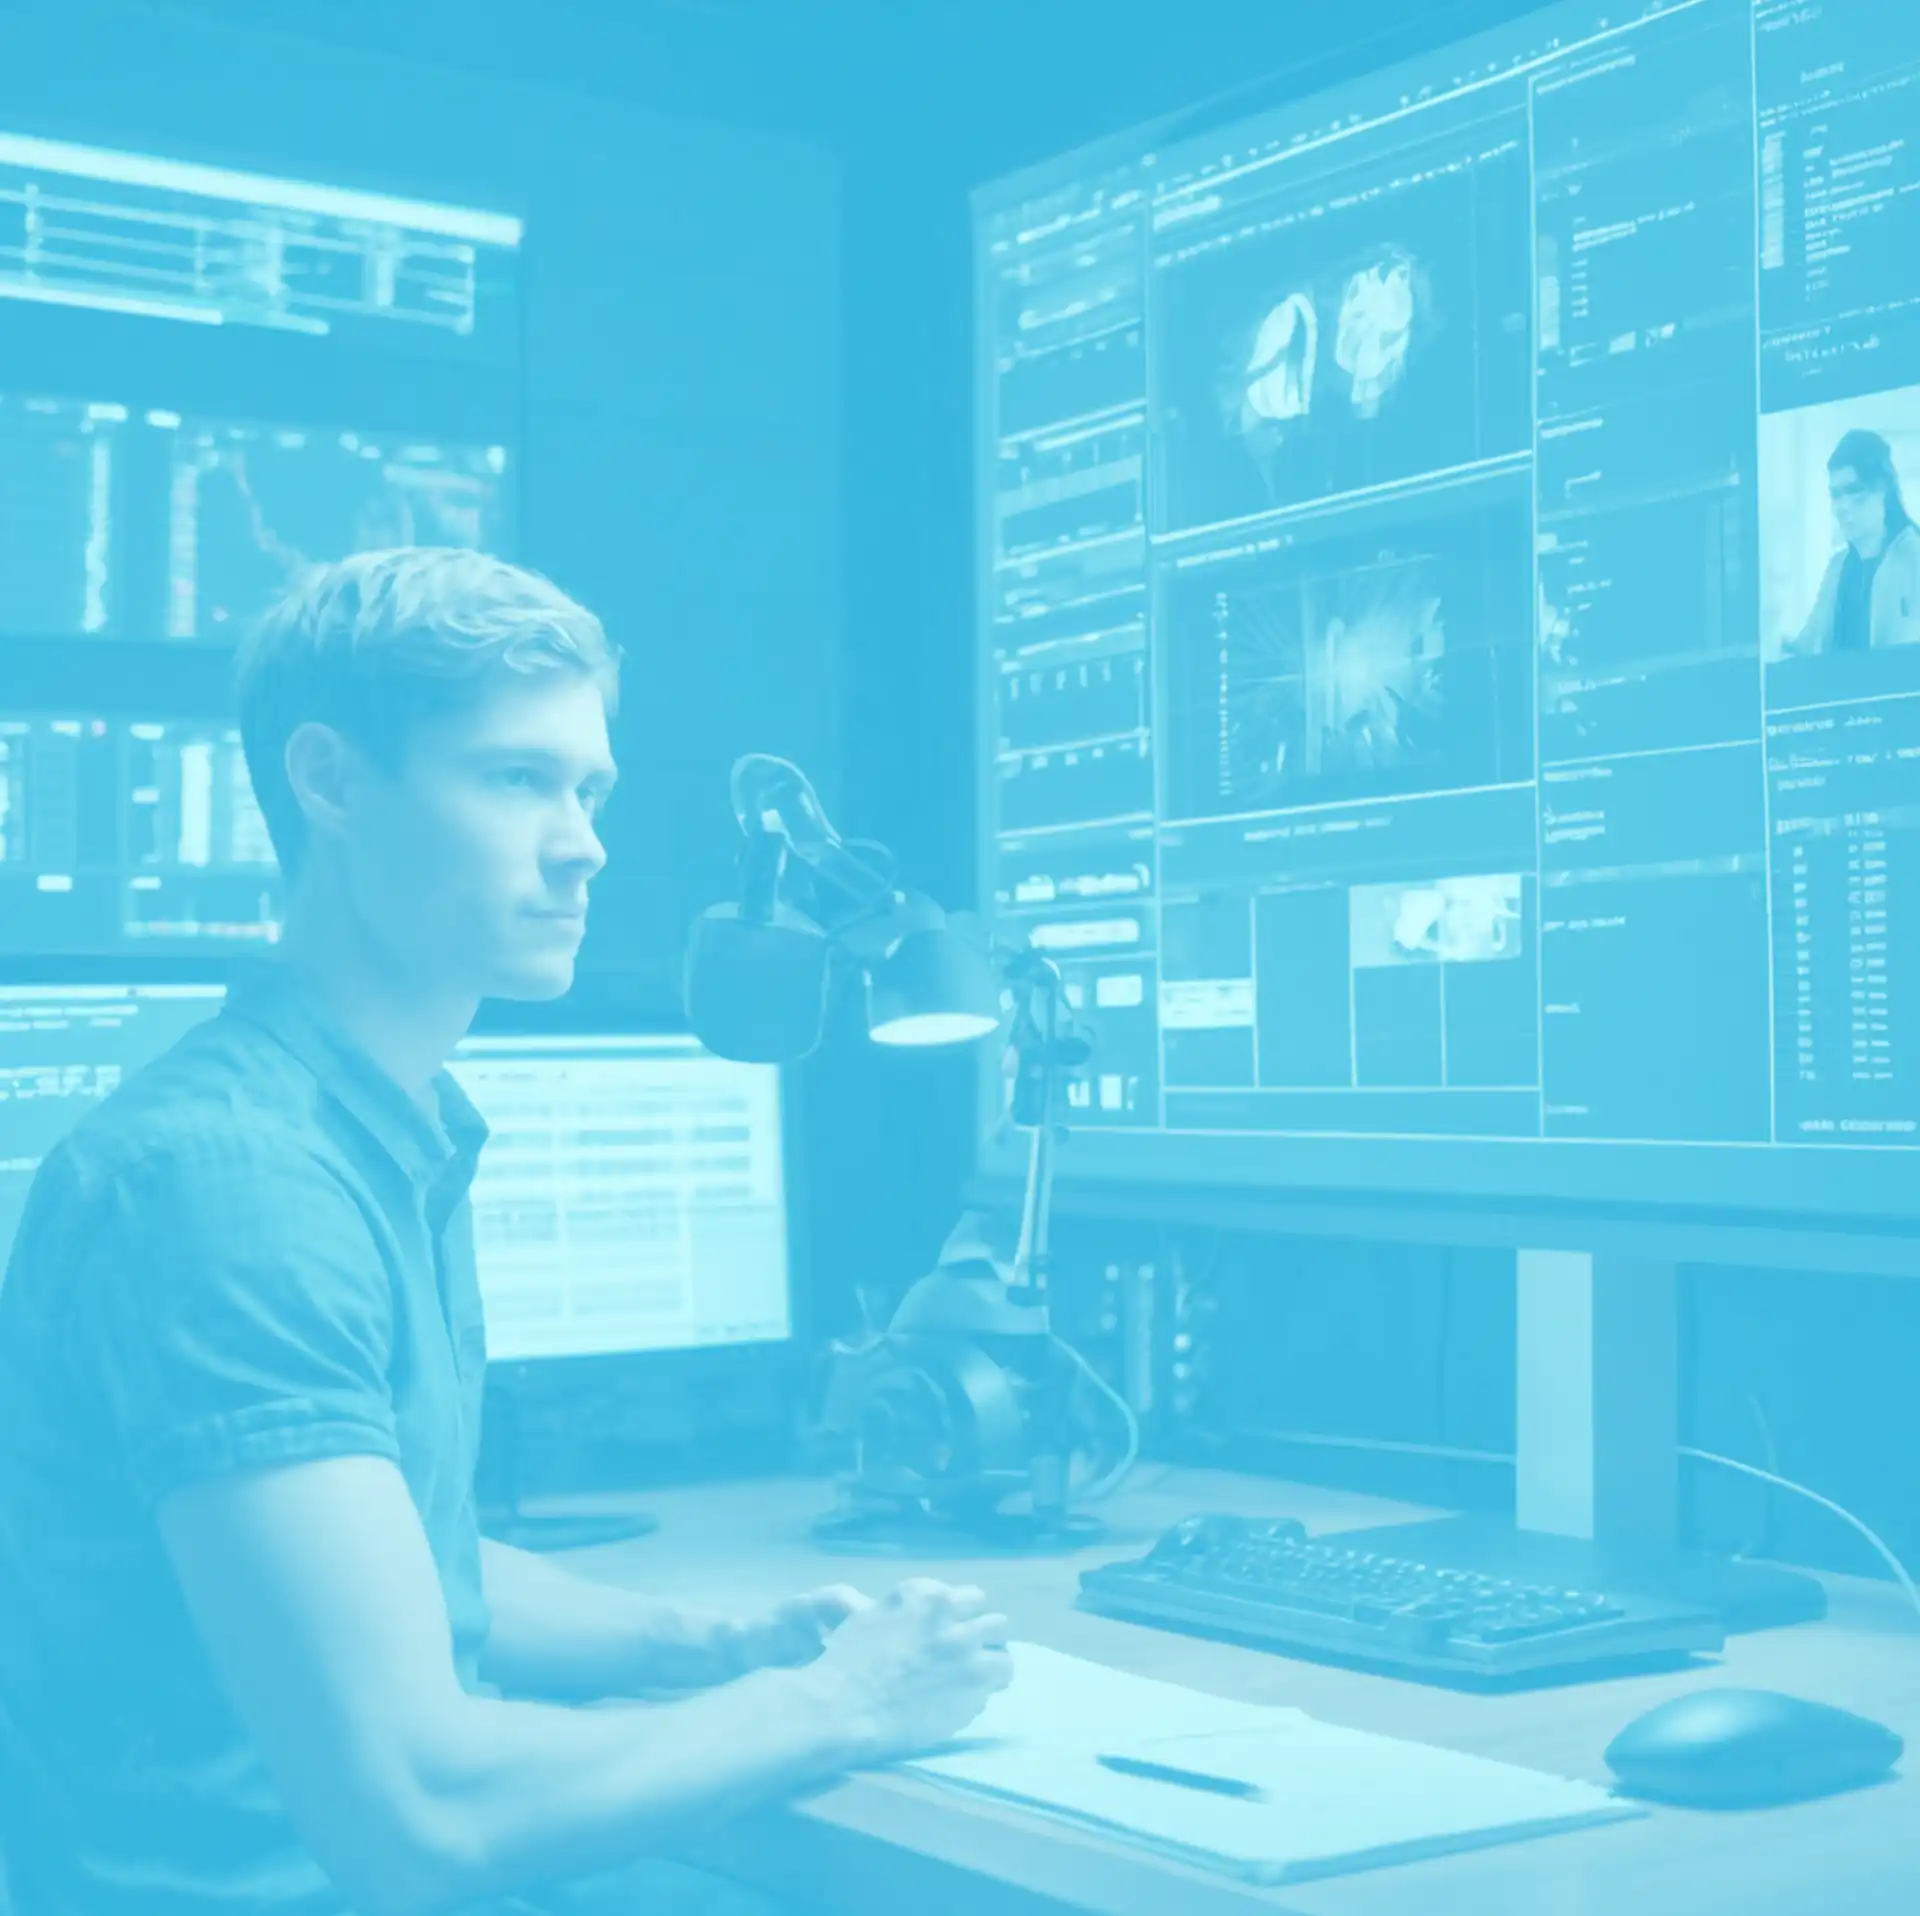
[1055, 1334, 1140, 1503]
[1238, 1426, 1512, 1467]
[1740, 1391, 1784, 1560]
[1680, 1447, 1920, 1632]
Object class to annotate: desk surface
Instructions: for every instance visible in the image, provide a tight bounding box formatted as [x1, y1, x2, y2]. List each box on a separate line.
[562, 1467, 1919, 1916]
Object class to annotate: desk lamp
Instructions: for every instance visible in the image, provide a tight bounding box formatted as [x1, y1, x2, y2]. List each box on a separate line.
[685, 755, 1138, 1550]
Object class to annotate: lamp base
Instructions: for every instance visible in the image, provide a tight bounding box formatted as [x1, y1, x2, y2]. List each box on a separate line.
[811, 1493, 1107, 1558]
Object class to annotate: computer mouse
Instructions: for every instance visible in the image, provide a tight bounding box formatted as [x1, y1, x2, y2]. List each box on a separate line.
[1605, 1688, 1903, 1808]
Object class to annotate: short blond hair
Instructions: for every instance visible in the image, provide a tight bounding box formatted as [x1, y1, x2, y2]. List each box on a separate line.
[236, 547, 620, 877]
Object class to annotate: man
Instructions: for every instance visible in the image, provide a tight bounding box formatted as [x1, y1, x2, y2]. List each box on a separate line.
[0, 548, 1011, 1916]
[1786, 426, 1920, 655]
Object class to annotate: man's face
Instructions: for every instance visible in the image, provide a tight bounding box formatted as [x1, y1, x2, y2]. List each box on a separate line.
[324, 671, 617, 1002]
[1830, 465, 1886, 550]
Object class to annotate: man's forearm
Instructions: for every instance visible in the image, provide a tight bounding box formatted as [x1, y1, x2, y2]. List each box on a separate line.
[406, 1662, 869, 1914]
[478, 1538, 737, 1699]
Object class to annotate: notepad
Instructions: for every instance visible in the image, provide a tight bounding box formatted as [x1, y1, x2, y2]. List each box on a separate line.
[901, 1644, 1642, 1887]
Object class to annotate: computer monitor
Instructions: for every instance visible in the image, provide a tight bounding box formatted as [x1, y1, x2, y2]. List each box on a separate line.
[0, 129, 522, 962]
[971, 0, 1920, 1229]
[0, 129, 522, 653]
[446, 1024, 796, 1545]
[445, 1031, 794, 1366]
[0, 978, 227, 1269]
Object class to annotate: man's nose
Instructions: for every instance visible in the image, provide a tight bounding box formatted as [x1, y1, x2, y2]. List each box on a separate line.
[554, 799, 607, 877]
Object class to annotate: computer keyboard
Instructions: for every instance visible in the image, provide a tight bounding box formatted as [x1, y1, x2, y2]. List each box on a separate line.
[1078, 1513, 1727, 1686]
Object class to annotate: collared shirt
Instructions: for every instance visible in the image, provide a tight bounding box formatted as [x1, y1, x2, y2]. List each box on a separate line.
[0, 954, 493, 1916]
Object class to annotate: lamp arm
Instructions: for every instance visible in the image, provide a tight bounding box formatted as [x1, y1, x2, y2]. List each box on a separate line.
[1007, 955, 1080, 1303]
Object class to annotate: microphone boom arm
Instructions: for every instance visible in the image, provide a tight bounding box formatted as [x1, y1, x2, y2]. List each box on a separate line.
[731, 755, 900, 934]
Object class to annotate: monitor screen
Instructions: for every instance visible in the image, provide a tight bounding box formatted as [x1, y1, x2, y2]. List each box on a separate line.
[446, 1033, 793, 1363]
[0, 980, 226, 1269]
[0, 132, 523, 650]
[0, 130, 522, 352]
[972, 0, 1920, 1220]
[0, 714, 282, 952]
[0, 130, 523, 960]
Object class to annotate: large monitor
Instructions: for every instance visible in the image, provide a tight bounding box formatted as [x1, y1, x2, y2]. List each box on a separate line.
[972, 0, 1920, 1223]
[0, 131, 524, 958]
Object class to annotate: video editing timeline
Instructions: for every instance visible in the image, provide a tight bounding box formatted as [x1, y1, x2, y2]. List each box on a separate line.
[0, 393, 511, 643]
[0, 983, 225, 1272]
[0, 131, 522, 352]
[0, 714, 281, 953]
[446, 1036, 792, 1364]
[976, 0, 1920, 1195]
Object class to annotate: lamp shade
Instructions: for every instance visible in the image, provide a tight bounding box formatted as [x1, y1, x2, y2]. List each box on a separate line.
[866, 928, 1002, 1047]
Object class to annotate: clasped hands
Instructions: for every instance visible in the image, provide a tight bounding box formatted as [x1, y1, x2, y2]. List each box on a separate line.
[714, 1582, 873, 1682]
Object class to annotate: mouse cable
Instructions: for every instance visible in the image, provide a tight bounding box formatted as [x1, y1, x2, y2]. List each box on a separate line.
[1681, 1446, 1920, 1632]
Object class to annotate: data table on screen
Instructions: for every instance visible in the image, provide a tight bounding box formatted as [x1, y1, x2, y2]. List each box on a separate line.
[446, 1036, 793, 1364]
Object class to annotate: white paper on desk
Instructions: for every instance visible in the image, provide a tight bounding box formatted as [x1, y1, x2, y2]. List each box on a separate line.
[903, 1643, 1643, 1888]
[930, 1640, 1304, 1754]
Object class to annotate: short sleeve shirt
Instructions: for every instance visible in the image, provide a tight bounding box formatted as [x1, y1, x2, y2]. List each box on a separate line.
[0, 955, 494, 1916]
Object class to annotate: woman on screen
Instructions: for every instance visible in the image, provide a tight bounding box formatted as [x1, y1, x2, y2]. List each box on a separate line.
[1788, 427, 1920, 655]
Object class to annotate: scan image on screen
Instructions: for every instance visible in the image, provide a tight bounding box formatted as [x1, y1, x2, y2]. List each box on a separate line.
[974, 0, 1920, 1218]
[1153, 124, 1529, 534]
[1162, 488, 1533, 817]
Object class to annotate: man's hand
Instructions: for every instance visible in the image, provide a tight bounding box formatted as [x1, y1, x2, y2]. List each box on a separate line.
[800, 1578, 1013, 1762]
[724, 1584, 872, 1678]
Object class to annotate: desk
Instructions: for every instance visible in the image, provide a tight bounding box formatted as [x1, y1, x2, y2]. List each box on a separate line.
[562, 1468, 1919, 1916]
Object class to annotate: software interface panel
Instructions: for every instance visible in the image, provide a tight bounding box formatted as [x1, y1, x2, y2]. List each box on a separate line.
[975, 0, 1919, 1208]
[447, 1036, 793, 1363]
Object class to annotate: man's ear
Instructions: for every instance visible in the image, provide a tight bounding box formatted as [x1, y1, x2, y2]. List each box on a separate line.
[282, 721, 359, 847]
